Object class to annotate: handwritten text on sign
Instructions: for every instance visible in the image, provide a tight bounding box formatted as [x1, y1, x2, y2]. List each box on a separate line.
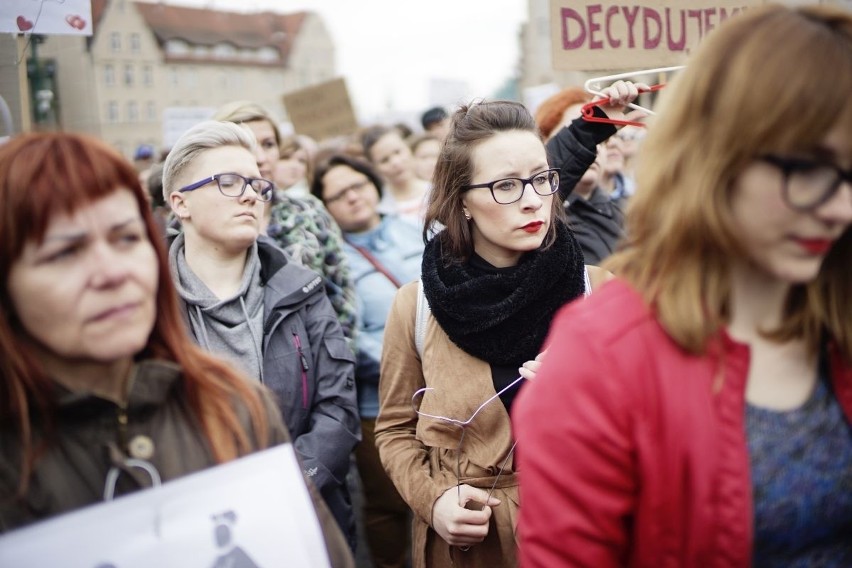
[549, 0, 763, 70]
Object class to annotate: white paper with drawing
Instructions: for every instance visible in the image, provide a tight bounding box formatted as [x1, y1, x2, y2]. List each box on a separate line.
[0, 444, 331, 568]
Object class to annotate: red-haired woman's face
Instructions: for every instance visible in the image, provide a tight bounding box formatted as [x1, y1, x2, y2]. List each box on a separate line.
[7, 189, 158, 366]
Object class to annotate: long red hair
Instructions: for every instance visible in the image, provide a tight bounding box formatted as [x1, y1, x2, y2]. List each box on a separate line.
[0, 132, 272, 493]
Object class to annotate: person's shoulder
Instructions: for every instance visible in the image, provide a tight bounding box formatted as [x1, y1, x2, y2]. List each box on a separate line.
[556, 277, 656, 347]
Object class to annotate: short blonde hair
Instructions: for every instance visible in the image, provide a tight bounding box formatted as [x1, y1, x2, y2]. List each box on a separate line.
[161, 120, 256, 203]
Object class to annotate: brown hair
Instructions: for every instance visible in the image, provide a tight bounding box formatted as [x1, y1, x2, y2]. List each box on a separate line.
[278, 134, 314, 185]
[425, 100, 566, 261]
[212, 100, 281, 146]
[534, 87, 592, 140]
[605, 4, 852, 359]
[311, 153, 385, 203]
[0, 132, 273, 494]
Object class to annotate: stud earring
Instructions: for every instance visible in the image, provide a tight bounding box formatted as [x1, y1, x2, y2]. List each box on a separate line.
[464, 211, 471, 221]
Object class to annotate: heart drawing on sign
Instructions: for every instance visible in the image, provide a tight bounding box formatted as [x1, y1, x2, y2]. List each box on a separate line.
[16, 16, 34, 32]
[65, 14, 86, 30]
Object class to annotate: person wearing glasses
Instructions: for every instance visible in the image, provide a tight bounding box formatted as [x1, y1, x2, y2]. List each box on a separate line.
[373, 83, 642, 567]
[162, 121, 361, 551]
[212, 101, 359, 354]
[0, 130, 354, 567]
[311, 154, 424, 568]
[514, 5, 852, 567]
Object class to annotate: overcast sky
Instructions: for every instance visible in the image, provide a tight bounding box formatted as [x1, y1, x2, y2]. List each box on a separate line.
[164, 0, 528, 121]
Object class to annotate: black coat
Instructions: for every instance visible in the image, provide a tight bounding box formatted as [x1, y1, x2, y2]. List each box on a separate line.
[564, 187, 626, 265]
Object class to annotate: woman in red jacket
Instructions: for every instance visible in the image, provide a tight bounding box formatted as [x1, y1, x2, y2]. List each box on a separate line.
[513, 4, 852, 567]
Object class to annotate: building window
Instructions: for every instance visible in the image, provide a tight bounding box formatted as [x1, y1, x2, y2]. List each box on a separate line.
[107, 101, 119, 123]
[127, 102, 139, 123]
[186, 67, 197, 88]
[104, 64, 115, 87]
[169, 68, 179, 88]
[146, 102, 157, 122]
[124, 64, 134, 87]
[110, 32, 121, 53]
[165, 39, 189, 56]
[258, 47, 278, 62]
[130, 33, 141, 54]
[142, 65, 153, 86]
[213, 43, 236, 58]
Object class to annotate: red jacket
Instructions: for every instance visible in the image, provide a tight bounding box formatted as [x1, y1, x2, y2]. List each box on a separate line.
[512, 279, 852, 567]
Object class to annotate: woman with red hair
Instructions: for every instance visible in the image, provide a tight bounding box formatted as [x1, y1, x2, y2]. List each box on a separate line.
[0, 131, 353, 567]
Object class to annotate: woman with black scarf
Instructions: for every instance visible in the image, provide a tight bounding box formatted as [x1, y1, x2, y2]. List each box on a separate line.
[373, 83, 641, 568]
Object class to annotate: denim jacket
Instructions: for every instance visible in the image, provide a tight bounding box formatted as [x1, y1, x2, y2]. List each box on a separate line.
[342, 216, 424, 419]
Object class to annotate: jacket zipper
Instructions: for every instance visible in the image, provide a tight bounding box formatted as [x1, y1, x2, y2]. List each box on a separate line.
[116, 405, 129, 451]
[292, 331, 310, 409]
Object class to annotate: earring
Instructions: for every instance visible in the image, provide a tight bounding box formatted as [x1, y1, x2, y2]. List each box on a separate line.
[464, 211, 471, 221]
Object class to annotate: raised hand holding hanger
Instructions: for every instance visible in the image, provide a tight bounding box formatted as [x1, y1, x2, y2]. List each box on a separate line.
[581, 66, 686, 127]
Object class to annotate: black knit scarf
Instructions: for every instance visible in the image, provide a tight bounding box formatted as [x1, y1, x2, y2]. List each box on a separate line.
[421, 221, 586, 366]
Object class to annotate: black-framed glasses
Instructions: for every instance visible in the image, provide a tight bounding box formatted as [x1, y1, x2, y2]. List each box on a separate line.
[178, 173, 274, 202]
[461, 168, 560, 205]
[324, 179, 372, 205]
[760, 154, 852, 212]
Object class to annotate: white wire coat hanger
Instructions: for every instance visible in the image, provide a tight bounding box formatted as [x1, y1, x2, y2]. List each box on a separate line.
[584, 65, 686, 116]
[411, 376, 525, 551]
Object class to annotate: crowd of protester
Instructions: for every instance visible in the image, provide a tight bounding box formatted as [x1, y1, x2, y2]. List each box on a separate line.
[1, 4, 851, 567]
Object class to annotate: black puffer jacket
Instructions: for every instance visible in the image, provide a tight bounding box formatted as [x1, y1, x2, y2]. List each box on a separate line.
[545, 106, 617, 202]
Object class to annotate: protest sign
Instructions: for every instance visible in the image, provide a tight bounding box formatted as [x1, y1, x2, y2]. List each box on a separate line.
[550, 0, 764, 70]
[3, 0, 93, 36]
[283, 78, 359, 142]
[0, 444, 330, 568]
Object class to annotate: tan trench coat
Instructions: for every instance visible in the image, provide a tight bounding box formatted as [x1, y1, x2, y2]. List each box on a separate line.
[375, 281, 521, 568]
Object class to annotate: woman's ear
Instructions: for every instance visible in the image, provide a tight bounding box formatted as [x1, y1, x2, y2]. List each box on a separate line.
[169, 191, 190, 221]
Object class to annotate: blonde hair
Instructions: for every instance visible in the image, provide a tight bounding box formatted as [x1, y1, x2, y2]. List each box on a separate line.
[606, 4, 852, 359]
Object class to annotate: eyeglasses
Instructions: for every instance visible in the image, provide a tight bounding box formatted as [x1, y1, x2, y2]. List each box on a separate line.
[324, 178, 372, 204]
[461, 168, 560, 205]
[760, 154, 852, 212]
[178, 173, 274, 202]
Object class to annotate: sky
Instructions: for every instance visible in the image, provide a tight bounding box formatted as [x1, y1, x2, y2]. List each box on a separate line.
[166, 0, 529, 122]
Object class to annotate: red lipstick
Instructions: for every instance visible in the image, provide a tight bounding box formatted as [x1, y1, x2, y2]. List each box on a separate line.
[797, 238, 833, 255]
[521, 221, 544, 234]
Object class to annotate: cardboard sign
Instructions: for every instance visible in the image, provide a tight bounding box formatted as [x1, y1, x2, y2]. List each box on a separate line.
[282, 78, 359, 142]
[549, 0, 764, 70]
[3, 0, 93, 36]
[0, 445, 331, 568]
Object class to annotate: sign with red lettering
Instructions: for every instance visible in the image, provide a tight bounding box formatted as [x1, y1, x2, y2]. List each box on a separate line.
[550, 0, 764, 70]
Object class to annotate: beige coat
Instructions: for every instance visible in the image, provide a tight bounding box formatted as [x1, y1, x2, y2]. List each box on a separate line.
[375, 268, 611, 568]
[375, 281, 519, 568]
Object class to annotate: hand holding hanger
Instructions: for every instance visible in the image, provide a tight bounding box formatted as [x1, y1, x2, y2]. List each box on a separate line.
[584, 80, 654, 128]
[519, 349, 548, 381]
[431, 484, 501, 547]
[582, 65, 686, 127]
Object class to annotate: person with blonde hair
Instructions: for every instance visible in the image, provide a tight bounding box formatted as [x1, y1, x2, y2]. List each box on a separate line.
[514, 4, 852, 565]
[162, 120, 360, 550]
[0, 131, 353, 566]
[212, 101, 358, 350]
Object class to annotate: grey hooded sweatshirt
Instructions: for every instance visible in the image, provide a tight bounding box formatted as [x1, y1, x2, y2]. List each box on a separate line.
[168, 235, 360, 550]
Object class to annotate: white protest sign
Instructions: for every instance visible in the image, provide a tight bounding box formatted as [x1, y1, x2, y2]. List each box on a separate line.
[162, 106, 215, 150]
[549, 0, 764, 70]
[0, 444, 331, 568]
[2, 0, 93, 36]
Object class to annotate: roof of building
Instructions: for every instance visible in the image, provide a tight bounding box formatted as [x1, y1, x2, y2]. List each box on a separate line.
[95, 1, 309, 64]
